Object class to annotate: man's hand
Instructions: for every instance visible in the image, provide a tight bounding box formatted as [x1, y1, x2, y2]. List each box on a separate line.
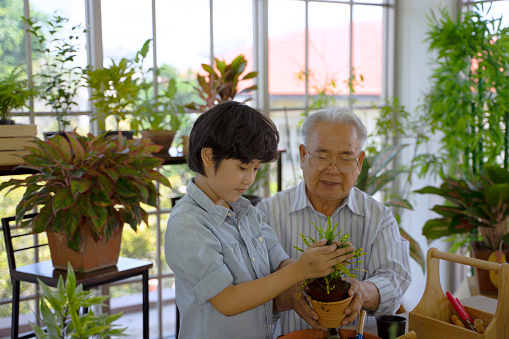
[341, 278, 380, 326]
[274, 282, 326, 330]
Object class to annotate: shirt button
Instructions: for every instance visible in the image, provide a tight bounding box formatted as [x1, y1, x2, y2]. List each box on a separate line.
[251, 257, 255, 262]
[227, 212, 231, 217]
[269, 324, 272, 329]
[258, 237, 263, 243]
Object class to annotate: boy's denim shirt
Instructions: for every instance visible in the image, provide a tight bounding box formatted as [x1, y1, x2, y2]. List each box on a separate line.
[165, 179, 289, 339]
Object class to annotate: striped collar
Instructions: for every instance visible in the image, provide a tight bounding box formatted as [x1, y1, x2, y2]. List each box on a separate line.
[290, 180, 365, 217]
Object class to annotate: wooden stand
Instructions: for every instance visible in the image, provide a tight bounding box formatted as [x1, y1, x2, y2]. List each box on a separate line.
[409, 248, 509, 338]
[0, 125, 37, 165]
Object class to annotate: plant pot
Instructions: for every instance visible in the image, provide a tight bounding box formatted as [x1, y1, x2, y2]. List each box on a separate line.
[46, 221, 123, 273]
[140, 130, 176, 155]
[470, 241, 509, 295]
[182, 135, 189, 156]
[307, 294, 353, 328]
[277, 328, 381, 339]
[105, 130, 135, 139]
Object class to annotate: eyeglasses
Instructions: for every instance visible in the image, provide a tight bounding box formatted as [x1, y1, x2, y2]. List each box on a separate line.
[306, 150, 360, 173]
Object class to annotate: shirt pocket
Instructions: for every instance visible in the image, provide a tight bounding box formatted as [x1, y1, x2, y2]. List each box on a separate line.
[250, 231, 271, 276]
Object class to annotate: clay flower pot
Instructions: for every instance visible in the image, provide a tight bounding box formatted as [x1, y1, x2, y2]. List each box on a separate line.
[308, 294, 353, 328]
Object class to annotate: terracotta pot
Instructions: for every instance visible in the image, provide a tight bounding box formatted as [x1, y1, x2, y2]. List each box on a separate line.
[140, 130, 176, 155]
[278, 329, 381, 339]
[308, 295, 353, 328]
[182, 135, 189, 157]
[46, 221, 123, 273]
[470, 241, 509, 295]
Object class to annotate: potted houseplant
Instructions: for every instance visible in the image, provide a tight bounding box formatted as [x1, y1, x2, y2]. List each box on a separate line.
[186, 54, 258, 112]
[0, 131, 171, 272]
[424, 6, 509, 177]
[129, 42, 188, 155]
[415, 163, 509, 294]
[83, 40, 152, 136]
[23, 14, 86, 136]
[31, 263, 126, 338]
[0, 66, 38, 165]
[294, 217, 366, 328]
[0, 66, 36, 125]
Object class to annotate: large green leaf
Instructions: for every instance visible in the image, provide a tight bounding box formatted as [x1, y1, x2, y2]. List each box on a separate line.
[422, 218, 452, 242]
[52, 188, 74, 213]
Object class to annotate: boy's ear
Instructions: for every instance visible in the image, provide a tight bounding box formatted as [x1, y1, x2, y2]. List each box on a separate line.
[201, 148, 214, 168]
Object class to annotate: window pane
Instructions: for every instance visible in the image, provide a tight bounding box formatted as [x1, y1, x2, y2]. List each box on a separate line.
[156, 0, 210, 70]
[475, 2, 509, 29]
[269, 0, 306, 108]
[0, 1, 25, 76]
[352, 4, 383, 105]
[101, 0, 153, 64]
[214, 0, 254, 103]
[308, 1, 350, 103]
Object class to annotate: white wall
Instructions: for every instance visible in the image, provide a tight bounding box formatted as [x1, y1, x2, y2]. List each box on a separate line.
[393, 0, 461, 311]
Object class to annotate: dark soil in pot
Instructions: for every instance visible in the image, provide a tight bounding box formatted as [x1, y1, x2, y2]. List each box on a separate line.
[307, 277, 351, 302]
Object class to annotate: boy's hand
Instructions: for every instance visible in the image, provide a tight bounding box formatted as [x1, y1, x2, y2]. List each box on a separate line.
[298, 240, 356, 280]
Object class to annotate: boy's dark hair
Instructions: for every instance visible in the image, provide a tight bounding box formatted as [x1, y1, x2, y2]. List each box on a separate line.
[188, 101, 280, 175]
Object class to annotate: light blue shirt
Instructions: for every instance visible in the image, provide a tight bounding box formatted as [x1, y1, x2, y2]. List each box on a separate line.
[257, 180, 412, 335]
[165, 179, 289, 339]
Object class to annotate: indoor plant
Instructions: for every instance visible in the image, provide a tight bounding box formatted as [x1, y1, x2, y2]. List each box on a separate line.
[424, 6, 509, 177]
[186, 54, 258, 112]
[294, 217, 365, 328]
[0, 66, 36, 124]
[129, 41, 188, 154]
[24, 14, 85, 134]
[83, 40, 149, 135]
[415, 163, 509, 293]
[0, 131, 171, 272]
[31, 263, 126, 339]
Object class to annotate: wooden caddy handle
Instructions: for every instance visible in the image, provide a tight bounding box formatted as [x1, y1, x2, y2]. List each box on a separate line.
[430, 248, 500, 272]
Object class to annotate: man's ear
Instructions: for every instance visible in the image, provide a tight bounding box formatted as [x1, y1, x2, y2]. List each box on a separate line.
[356, 150, 366, 174]
[299, 144, 306, 169]
[201, 148, 214, 168]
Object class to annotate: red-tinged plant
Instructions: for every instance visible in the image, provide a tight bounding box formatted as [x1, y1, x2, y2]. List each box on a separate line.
[187, 54, 258, 112]
[0, 131, 171, 251]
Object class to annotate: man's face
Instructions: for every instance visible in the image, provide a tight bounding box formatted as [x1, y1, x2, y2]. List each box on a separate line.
[299, 121, 365, 210]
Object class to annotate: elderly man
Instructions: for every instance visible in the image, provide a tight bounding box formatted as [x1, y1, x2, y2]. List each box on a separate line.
[259, 108, 411, 335]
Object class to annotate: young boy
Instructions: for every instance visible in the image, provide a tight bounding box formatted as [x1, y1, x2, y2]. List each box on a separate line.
[165, 101, 354, 338]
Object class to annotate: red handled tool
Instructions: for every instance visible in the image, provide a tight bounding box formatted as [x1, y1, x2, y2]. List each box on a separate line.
[445, 291, 476, 331]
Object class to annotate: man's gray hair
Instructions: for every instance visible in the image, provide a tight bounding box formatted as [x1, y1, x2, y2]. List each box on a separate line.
[301, 107, 367, 149]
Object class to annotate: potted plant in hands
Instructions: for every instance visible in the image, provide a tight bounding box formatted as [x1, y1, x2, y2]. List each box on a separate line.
[415, 164, 509, 294]
[24, 15, 86, 136]
[186, 54, 258, 112]
[294, 217, 366, 328]
[0, 131, 171, 272]
[31, 263, 126, 339]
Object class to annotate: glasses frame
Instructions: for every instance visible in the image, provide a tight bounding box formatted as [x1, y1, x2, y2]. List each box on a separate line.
[306, 149, 361, 173]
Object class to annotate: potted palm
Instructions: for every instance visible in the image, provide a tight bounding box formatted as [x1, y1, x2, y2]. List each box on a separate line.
[415, 164, 509, 294]
[0, 131, 171, 272]
[294, 217, 366, 328]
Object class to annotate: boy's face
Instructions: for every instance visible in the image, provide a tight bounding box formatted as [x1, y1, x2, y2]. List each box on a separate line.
[200, 155, 263, 208]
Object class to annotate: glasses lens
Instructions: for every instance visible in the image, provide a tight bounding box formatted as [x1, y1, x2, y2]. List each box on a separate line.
[309, 155, 357, 173]
[309, 156, 331, 170]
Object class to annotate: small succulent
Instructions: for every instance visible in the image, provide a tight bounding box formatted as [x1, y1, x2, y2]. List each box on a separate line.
[294, 217, 366, 294]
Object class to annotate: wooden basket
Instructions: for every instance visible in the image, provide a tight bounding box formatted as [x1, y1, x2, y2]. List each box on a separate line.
[409, 248, 509, 338]
[0, 125, 37, 165]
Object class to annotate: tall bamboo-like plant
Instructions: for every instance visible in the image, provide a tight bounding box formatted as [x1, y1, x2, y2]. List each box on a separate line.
[425, 6, 509, 176]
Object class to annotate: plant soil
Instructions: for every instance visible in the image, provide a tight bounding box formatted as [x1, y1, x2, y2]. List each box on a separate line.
[307, 277, 351, 302]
